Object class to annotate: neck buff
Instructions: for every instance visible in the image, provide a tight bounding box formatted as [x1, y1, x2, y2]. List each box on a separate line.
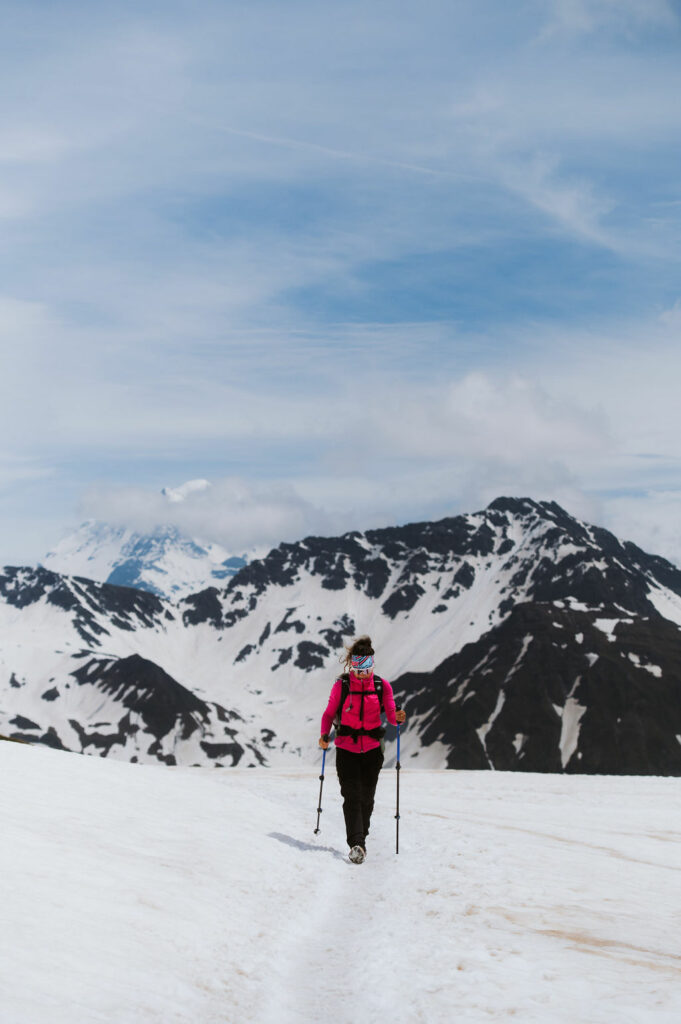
[351, 653, 374, 672]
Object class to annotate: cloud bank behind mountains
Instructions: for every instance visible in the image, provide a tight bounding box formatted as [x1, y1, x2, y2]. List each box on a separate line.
[1, 1, 680, 566]
[80, 478, 334, 554]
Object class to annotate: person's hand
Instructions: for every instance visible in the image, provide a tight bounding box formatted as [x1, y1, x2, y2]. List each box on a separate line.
[396, 709, 406, 724]
[319, 735, 330, 749]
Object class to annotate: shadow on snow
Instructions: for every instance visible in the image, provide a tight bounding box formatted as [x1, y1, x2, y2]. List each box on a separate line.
[268, 832, 346, 861]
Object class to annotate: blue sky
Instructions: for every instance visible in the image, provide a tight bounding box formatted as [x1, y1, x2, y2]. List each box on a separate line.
[2, 0, 681, 564]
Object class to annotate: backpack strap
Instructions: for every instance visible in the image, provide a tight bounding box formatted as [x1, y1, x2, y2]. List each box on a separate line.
[333, 673, 350, 731]
[374, 675, 385, 713]
[333, 673, 386, 738]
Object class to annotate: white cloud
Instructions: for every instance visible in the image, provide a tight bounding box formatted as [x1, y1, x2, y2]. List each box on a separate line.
[6, 300, 681, 564]
[658, 300, 681, 329]
[0, 295, 54, 338]
[538, 0, 678, 39]
[602, 491, 681, 567]
[162, 479, 211, 504]
[353, 371, 609, 468]
[0, 2, 679, 568]
[529, 319, 681, 469]
[501, 155, 617, 248]
[0, 454, 54, 490]
[66, 363, 614, 552]
[0, 128, 71, 165]
[80, 477, 334, 552]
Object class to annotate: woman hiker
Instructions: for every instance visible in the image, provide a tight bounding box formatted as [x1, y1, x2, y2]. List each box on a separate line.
[319, 635, 406, 864]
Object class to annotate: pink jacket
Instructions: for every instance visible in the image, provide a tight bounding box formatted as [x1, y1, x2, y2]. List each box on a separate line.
[321, 671, 398, 753]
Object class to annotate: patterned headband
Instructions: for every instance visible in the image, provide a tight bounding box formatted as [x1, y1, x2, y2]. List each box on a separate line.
[351, 654, 374, 671]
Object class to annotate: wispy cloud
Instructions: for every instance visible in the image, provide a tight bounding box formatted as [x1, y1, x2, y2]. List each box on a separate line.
[0, 454, 54, 489]
[80, 477, 334, 552]
[538, 0, 678, 40]
[1, 2, 680, 564]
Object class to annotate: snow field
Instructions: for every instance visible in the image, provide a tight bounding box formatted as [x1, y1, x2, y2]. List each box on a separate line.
[1, 742, 680, 1023]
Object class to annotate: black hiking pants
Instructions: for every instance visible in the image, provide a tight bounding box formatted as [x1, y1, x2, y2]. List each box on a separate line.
[335, 746, 384, 849]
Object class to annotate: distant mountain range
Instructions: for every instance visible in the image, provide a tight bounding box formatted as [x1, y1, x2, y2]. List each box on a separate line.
[42, 520, 253, 600]
[3, 497, 681, 775]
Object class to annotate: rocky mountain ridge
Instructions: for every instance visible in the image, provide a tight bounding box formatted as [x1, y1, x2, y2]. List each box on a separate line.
[2, 497, 681, 773]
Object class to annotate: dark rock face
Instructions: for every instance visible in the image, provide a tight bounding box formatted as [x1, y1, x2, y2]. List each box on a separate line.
[69, 713, 138, 758]
[319, 615, 356, 650]
[199, 740, 243, 763]
[0, 566, 169, 646]
[275, 610, 305, 635]
[236, 643, 255, 663]
[198, 496, 681, 641]
[395, 603, 681, 776]
[71, 654, 210, 740]
[39, 727, 68, 751]
[10, 715, 40, 731]
[0, 566, 59, 608]
[487, 497, 681, 618]
[63, 654, 252, 765]
[181, 587, 224, 628]
[272, 647, 293, 670]
[294, 641, 329, 670]
[180, 514, 494, 629]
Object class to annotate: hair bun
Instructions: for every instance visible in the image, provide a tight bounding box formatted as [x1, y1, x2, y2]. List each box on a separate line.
[351, 635, 374, 656]
[340, 634, 375, 670]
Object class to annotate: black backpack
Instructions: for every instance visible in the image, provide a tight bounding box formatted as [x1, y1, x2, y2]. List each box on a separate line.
[333, 672, 386, 741]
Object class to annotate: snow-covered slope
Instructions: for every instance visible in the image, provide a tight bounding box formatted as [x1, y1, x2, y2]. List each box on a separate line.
[42, 520, 253, 600]
[0, 566, 266, 766]
[2, 741, 680, 1023]
[4, 497, 681, 772]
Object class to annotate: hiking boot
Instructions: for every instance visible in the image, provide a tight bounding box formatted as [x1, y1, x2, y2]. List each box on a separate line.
[348, 845, 366, 864]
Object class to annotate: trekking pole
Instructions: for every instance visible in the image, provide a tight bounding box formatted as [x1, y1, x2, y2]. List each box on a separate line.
[395, 708, 402, 854]
[314, 746, 327, 834]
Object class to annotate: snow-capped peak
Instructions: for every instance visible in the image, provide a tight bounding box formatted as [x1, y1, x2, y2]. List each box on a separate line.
[42, 520, 253, 601]
[40, 479, 264, 600]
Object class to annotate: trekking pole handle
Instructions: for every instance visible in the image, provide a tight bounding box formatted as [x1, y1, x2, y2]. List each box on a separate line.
[396, 705, 402, 765]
